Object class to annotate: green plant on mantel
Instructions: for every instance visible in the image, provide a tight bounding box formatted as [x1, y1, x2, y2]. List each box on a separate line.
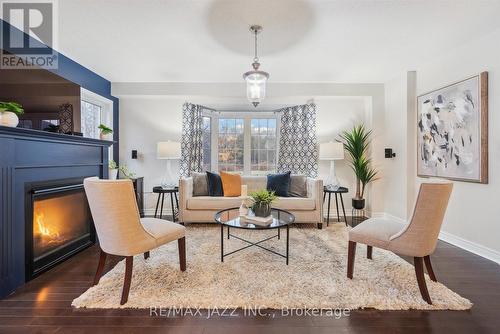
[109, 160, 118, 169]
[118, 164, 136, 179]
[98, 124, 113, 135]
[339, 124, 379, 200]
[0, 102, 24, 115]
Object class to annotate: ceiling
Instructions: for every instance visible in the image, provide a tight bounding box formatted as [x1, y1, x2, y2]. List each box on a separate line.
[56, 0, 500, 84]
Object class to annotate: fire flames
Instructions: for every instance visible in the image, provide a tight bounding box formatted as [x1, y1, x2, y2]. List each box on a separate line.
[36, 212, 60, 239]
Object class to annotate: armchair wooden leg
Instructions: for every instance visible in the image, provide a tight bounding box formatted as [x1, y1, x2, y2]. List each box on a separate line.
[347, 241, 356, 279]
[144, 251, 150, 260]
[414, 257, 432, 304]
[424, 255, 437, 282]
[367, 245, 373, 259]
[93, 250, 107, 286]
[120, 256, 133, 305]
[178, 237, 186, 272]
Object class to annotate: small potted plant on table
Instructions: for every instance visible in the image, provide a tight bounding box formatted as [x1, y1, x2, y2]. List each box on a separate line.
[250, 190, 277, 217]
[340, 124, 379, 210]
[0, 102, 24, 127]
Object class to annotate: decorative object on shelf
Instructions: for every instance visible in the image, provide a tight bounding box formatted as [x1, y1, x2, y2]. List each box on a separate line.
[0, 101, 24, 127]
[320, 141, 344, 190]
[108, 160, 119, 180]
[417, 72, 488, 183]
[243, 25, 269, 107]
[118, 164, 136, 179]
[58, 103, 74, 133]
[157, 141, 181, 188]
[249, 189, 277, 217]
[98, 124, 113, 140]
[277, 103, 319, 177]
[339, 125, 379, 210]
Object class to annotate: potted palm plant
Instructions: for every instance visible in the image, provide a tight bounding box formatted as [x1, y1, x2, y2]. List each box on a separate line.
[339, 125, 378, 210]
[98, 124, 113, 140]
[0, 102, 24, 127]
[249, 190, 277, 217]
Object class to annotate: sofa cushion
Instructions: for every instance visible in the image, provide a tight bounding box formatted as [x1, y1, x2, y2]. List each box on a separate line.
[267, 171, 291, 197]
[186, 196, 315, 211]
[220, 171, 241, 197]
[206, 171, 224, 196]
[192, 172, 208, 196]
[272, 197, 316, 211]
[289, 175, 307, 197]
[187, 196, 242, 210]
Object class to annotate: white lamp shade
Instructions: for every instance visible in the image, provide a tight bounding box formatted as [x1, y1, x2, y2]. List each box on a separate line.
[157, 141, 181, 159]
[319, 142, 344, 160]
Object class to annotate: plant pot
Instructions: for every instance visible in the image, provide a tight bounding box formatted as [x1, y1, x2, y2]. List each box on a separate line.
[100, 133, 111, 140]
[352, 198, 365, 210]
[109, 168, 118, 180]
[0, 112, 19, 127]
[253, 203, 271, 217]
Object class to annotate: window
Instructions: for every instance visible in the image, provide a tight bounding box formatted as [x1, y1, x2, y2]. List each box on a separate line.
[81, 100, 101, 139]
[80, 88, 114, 158]
[218, 118, 244, 172]
[202, 113, 278, 174]
[202, 116, 211, 172]
[251, 118, 277, 174]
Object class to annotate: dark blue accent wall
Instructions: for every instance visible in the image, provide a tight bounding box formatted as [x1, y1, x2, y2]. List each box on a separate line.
[1, 19, 119, 163]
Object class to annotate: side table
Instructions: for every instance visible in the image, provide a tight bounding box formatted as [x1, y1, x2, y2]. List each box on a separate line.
[153, 186, 179, 222]
[323, 186, 348, 226]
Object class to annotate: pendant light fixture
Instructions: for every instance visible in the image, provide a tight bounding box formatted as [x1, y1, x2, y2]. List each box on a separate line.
[243, 25, 269, 107]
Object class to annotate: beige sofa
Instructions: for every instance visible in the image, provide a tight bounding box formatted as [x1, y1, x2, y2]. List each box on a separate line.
[179, 176, 324, 228]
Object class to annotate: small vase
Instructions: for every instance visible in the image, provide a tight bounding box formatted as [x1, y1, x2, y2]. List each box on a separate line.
[109, 168, 118, 180]
[352, 198, 365, 210]
[253, 203, 271, 217]
[0, 112, 19, 127]
[100, 133, 111, 140]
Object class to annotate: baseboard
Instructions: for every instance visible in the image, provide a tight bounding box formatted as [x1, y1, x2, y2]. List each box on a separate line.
[438, 230, 500, 264]
[375, 212, 500, 264]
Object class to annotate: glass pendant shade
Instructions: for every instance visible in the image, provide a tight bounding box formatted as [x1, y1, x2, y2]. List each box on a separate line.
[243, 70, 269, 107]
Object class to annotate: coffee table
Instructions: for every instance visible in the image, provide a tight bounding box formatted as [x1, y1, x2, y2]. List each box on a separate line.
[215, 208, 295, 265]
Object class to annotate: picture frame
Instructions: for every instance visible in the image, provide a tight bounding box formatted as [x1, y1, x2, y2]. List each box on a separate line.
[416, 72, 488, 183]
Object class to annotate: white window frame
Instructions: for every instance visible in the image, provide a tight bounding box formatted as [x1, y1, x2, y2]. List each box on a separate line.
[81, 88, 114, 158]
[203, 111, 280, 175]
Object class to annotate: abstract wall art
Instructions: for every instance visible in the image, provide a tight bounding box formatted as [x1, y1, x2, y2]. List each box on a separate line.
[417, 72, 488, 183]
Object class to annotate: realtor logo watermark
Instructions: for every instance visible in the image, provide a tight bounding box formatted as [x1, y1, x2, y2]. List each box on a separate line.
[1, 0, 58, 69]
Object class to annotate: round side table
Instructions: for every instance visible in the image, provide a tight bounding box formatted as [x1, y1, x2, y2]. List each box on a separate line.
[153, 186, 179, 222]
[323, 186, 348, 226]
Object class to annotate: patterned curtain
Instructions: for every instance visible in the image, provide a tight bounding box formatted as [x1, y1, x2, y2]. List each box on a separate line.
[277, 103, 319, 177]
[179, 102, 204, 177]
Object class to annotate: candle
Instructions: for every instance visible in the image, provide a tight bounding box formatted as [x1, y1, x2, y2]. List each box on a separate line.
[241, 184, 248, 197]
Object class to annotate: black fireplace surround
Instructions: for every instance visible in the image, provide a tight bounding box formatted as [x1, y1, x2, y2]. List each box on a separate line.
[0, 126, 112, 298]
[25, 178, 96, 280]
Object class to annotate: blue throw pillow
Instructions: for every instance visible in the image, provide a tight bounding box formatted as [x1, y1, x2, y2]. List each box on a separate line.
[206, 171, 224, 196]
[266, 171, 291, 197]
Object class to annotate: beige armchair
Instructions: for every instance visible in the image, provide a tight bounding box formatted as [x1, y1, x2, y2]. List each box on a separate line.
[347, 182, 453, 304]
[84, 177, 186, 305]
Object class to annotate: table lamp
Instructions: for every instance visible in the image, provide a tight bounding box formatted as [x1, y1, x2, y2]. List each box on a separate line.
[157, 141, 181, 188]
[319, 141, 344, 190]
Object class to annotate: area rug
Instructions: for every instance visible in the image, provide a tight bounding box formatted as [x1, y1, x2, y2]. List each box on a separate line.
[72, 224, 472, 310]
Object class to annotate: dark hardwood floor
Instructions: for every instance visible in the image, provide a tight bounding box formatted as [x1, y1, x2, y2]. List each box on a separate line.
[1, 221, 500, 334]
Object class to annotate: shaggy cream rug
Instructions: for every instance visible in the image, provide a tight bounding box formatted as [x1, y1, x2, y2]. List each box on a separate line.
[72, 224, 472, 310]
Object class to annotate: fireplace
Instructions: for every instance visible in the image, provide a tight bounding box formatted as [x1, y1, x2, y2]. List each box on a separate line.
[25, 178, 95, 280]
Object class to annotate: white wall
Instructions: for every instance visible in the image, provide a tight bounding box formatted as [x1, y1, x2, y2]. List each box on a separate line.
[119, 96, 371, 215]
[384, 27, 500, 262]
